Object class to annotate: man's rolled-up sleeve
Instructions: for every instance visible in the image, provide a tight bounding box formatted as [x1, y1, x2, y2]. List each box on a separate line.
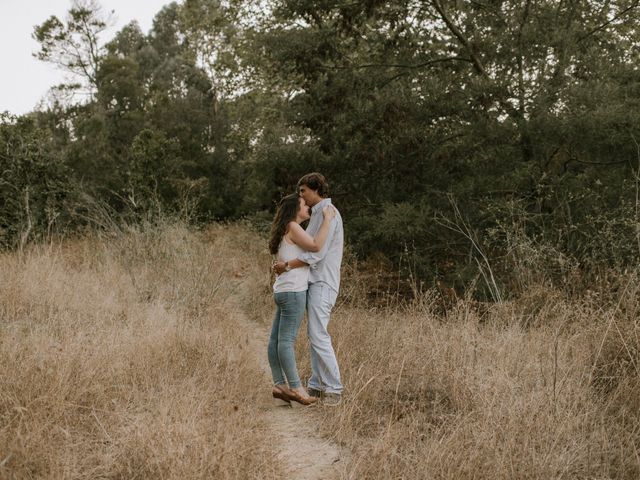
[298, 219, 337, 266]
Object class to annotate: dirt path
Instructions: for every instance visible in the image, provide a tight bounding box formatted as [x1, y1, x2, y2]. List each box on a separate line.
[231, 278, 347, 480]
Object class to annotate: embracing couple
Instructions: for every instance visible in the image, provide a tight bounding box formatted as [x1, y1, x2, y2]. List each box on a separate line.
[268, 172, 343, 407]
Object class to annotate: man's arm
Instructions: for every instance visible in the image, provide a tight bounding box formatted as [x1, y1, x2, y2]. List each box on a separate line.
[273, 258, 307, 275]
[273, 207, 339, 275]
[297, 216, 338, 266]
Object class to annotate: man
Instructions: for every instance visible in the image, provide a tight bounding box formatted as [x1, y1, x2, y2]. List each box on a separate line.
[273, 172, 344, 405]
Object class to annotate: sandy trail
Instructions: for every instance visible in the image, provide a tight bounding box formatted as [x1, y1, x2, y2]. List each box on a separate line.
[231, 277, 348, 480]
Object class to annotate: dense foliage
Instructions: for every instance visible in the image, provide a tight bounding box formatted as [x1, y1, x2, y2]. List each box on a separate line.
[2, 0, 640, 297]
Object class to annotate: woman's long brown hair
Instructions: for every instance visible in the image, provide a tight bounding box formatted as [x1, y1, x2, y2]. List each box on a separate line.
[269, 194, 301, 255]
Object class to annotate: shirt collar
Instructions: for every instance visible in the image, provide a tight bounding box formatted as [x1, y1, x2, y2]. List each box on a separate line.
[311, 198, 332, 213]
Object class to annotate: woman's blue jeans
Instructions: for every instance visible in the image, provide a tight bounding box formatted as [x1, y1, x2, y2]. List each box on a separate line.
[268, 291, 306, 388]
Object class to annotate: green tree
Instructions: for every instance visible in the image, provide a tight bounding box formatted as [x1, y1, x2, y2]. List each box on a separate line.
[0, 114, 74, 248]
[237, 0, 640, 291]
[33, 0, 114, 99]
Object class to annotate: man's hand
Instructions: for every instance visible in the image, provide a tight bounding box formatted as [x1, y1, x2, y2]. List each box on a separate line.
[272, 260, 287, 275]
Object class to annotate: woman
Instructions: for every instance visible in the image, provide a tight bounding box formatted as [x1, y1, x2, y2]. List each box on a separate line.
[268, 193, 335, 406]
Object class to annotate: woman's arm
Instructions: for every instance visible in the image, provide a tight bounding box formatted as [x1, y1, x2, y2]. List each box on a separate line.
[288, 206, 336, 252]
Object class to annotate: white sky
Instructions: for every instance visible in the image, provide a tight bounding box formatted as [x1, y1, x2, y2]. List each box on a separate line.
[1, 0, 174, 115]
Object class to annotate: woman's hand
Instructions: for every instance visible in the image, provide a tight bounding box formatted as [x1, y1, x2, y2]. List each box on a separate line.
[323, 205, 336, 220]
[272, 260, 286, 275]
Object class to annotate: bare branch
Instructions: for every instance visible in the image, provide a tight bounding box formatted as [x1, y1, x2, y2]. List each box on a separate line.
[431, 0, 488, 77]
[516, 0, 532, 117]
[322, 56, 472, 71]
[577, 0, 640, 43]
[378, 71, 410, 89]
[363, 56, 468, 69]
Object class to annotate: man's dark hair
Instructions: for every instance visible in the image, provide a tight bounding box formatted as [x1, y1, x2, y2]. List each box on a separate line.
[297, 172, 329, 197]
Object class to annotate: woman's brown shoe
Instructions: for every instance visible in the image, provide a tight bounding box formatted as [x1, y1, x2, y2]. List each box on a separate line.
[272, 386, 291, 405]
[286, 388, 318, 406]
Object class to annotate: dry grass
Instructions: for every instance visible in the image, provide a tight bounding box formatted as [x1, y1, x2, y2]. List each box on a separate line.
[0, 222, 279, 479]
[307, 276, 640, 479]
[2, 221, 640, 479]
[232, 224, 640, 478]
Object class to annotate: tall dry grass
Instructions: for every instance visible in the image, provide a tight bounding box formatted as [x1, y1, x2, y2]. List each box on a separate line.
[243, 228, 640, 478]
[0, 222, 280, 479]
[303, 275, 640, 478]
[3, 221, 639, 479]
[186, 226, 640, 480]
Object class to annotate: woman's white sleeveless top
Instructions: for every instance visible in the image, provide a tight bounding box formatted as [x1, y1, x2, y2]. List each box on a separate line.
[273, 238, 310, 293]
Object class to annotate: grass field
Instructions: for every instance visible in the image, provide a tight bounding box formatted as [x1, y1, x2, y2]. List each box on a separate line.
[0, 223, 279, 479]
[1, 222, 639, 479]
